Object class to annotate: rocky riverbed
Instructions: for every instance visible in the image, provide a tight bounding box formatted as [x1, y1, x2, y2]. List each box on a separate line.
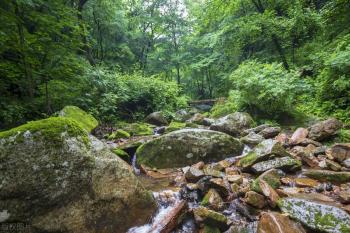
[1, 106, 350, 233]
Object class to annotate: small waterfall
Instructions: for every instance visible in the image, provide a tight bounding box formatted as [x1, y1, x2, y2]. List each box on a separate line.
[132, 154, 141, 175]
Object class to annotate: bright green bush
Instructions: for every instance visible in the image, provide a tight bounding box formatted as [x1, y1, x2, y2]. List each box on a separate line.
[229, 61, 307, 119]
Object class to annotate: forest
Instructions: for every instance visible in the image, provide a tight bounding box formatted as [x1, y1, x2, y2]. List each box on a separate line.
[0, 0, 350, 233]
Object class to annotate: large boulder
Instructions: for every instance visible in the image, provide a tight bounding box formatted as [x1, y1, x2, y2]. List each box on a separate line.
[278, 197, 350, 233]
[144, 111, 168, 126]
[257, 212, 306, 233]
[0, 117, 156, 233]
[59, 105, 98, 132]
[210, 112, 254, 137]
[308, 118, 342, 141]
[136, 129, 244, 168]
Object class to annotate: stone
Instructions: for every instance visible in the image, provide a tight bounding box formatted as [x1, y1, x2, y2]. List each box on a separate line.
[294, 138, 323, 147]
[289, 128, 309, 145]
[203, 167, 225, 178]
[108, 129, 130, 140]
[225, 167, 239, 176]
[251, 157, 302, 174]
[343, 158, 350, 168]
[210, 112, 255, 136]
[186, 113, 205, 125]
[165, 121, 187, 133]
[295, 178, 320, 188]
[174, 109, 191, 122]
[145, 111, 168, 126]
[238, 139, 288, 169]
[278, 197, 350, 233]
[185, 167, 205, 182]
[330, 143, 350, 163]
[339, 191, 350, 204]
[259, 179, 280, 207]
[308, 118, 342, 141]
[244, 191, 266, 209]
[326, 159, 342, 171]
[201, 189, 224, 211]
[112, 148, 130, 161]
[122, 122, 154, 136]
[257, 212, 306, 233]
[209, 178, 229, 197]
[226, 175, 243, 184]
[251, 169, 284, 193]
[258, 126, 281, 139]
[203, 118, 215, 126]
[303, 169, 350, 183]
[0, 117, 156, 233]
[137, 129, 243, 168]
[291, 146, 319, 168]
[243, 124, 271, 135]
[240, 132, 264, 146]
[200, 225, 220, 233]
[193, 206, 229, 231]
[58, 105, 98, 132]
[275, 133, 289, 146]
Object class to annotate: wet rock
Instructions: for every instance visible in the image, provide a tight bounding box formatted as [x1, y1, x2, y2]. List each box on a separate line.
[137, 129, 243, 168]
[193, 206, 229, 231]
[251, 169, 284, 193]
[289, 128, 308, 145]
[258, 126, 281, 139]
[308, 118, 342, 141]
[244, 191, 266, 209]
[210, 112, 255, 137]
[240, 132, 264, 146]
[330, 143, 350, 163]
[0, 117, 156, 233]
[185, 167, 205, 182]
[278, 197, 350, 233]
[251, 157, 302, 174]
[201, 189, 224, 211]
[294, 178, 320, 188]
[203, 167, 225, 178]
[257, 212, 306, 233]
[238, 139, 288, 169]
[304, 169, 350, 183]
[145, 111, 169, 126]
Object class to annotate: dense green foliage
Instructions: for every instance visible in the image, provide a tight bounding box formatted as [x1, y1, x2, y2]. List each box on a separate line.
[0, 0, 349, 129]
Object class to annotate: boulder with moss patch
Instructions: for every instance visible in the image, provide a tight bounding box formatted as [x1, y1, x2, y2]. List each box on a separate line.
[137, 129, 244, 168]
[58, 106, 98, 132]
[210, 112, 255, 136]
[278, 197, 350, 233]
[303, 169, 350, 183]
[108, 129, 131, 140]
[0, 117, 156, 233]
[165, 121, 187, 133]
[122, 122, 154, 136]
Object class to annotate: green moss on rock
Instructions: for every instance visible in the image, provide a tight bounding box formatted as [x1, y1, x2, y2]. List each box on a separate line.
[108, 129, 131, 140]
[122, 123, 154, 136]
[59, 106, 98, 132]
[165, 121, 187, 133]
[112, 148, 130, 161]
[0, 117, 89, 146]
[303, 170, 350, 183]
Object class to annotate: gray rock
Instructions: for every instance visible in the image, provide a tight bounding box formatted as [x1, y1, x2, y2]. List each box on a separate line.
[242, 124, 271, 136]
[258, 126, 281, 139]
[137, 129, 244, 168]
[251, 157, 302, 174]
[278, 197, 350, 233]
[210, 112, 255, 136]
[0, 117, 156, 233]
[240, 132, 264, 146]
[145, 111, 168, 126]
[308, 118, 342, 141]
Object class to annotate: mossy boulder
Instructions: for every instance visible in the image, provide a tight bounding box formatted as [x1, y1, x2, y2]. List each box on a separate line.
[278, 197, 350, 233]
[108, 129, 130, 140]
[144, 111, 168, 126]
[0, 117, 156, 233]
[121, 122, 154, 136]
[137, 129, 244, 168]
[193, 206, 228, 231]
[251, 157, 302, 174]
[238, 139, 289, 169]
[165, 121, 187, 133]
[112, 148, 130, 161]
[251, 169, 284, 193]
[209, 112, 255, 136]
[303, 169, 350, 183]
[58, 105, 98, 132]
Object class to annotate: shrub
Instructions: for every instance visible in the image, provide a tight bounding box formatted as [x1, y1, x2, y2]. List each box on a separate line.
[229, 61, 307, 119]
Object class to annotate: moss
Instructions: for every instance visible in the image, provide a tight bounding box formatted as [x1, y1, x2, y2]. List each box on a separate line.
[108, 129, 131, 140]
[304, 170, 350, 183]
[185, 122, 199, 128]
[0, 117, 89, 146]
[238, 151, 258, 168]
[165, 121, 186, 133]
[122, 123, 153, 136]
[59, 106, 98, 132]
[203, 225, 220, 233]
[112, 148, 130, 161]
